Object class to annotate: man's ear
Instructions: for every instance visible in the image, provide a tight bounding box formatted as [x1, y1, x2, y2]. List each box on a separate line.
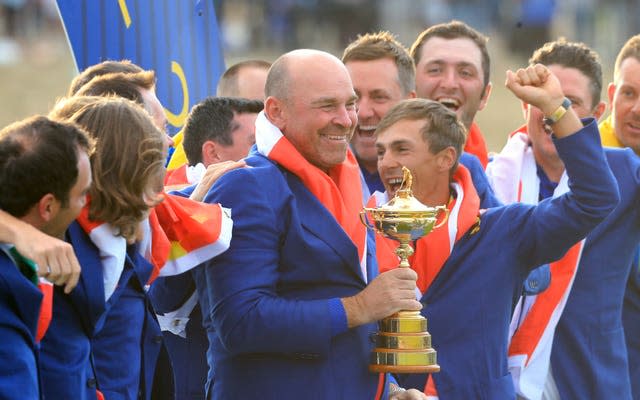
[264, 96, 287, 130]
[437, 146, 457, 172]
[607, 82, 616, 111]
[593, 101, 607, 121]
[202, 140, 220, 166]
[37, 193, 59, 223]
[477, 82, 492, 111]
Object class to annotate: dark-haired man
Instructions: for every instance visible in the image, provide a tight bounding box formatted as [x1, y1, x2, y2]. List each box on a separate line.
[0, 116, 92, 400]
[410, 20, 491, 167]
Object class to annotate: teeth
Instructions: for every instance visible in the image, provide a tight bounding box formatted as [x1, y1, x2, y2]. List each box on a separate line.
[388, 178, 403, 185]
[326, 135, 345, 140]
[359, 125, 377, 131]
[438, 98, 459, 108]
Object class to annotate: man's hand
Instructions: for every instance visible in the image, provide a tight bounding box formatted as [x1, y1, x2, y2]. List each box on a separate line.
[505, 64, 582, 138]
[390, 388, 428, 400]
[13, 220, 81, 293]
[341, 267, 422, 328]
[505, 64, 565, 115]
[189, 160, 246, 202]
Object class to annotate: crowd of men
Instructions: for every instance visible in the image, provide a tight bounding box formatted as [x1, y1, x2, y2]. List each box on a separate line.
[0, 19, 639, 400]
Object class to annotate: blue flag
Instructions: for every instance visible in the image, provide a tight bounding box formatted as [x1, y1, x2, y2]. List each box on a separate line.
[55, 0, 226, 135]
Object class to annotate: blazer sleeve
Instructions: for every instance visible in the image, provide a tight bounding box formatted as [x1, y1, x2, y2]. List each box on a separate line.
[507, 118, 620, 267]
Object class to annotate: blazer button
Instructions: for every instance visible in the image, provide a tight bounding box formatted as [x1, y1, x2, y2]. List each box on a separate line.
[86, 378, 97, 388]
[153, 334, 163, 344]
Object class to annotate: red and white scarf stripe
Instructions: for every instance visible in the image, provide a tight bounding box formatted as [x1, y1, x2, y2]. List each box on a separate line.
[255, 112, 368, 281]
[488, 129, 584, 400]
[77, 193, 232, 300]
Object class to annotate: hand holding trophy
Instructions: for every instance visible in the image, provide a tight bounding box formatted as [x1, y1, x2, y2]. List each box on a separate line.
[361, 166, 448, 373]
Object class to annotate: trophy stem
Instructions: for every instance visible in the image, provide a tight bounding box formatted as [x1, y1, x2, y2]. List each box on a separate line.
[396, 241, 414, 268]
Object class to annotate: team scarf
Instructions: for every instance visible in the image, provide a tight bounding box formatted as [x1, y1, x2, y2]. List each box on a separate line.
[488, 128, 585, 400]
[465, 122, 489, 168]
[254, 112, 368, 279]
[76, 193, 232, 301]
[6, 246, 52, 343]
[599, 115, 625, 148]
[369, 165, 479, 398]
[164, 162, 207, 191]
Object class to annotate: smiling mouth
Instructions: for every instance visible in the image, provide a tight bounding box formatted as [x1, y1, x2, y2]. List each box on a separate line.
[357, 125, 377, 138]
[438, 98, 460, 111]
[386, 177, 403, 193]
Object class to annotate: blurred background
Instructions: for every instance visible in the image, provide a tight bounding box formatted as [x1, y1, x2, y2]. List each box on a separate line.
[1, 0, 638, 152]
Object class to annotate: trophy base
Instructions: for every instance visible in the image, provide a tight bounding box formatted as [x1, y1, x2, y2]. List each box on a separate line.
[369, 311, 439, 374]
[369, 364, 441, 374]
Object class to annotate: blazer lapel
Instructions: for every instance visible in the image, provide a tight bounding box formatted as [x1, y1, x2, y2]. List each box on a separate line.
[66, 221, 106, 332]
[286, 172, 365, 283]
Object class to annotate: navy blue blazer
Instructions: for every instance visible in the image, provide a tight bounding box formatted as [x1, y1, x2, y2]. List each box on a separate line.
[551, 147, 640, 399]
[89, 235, 175, 400]
[39, 221, 102, 400]
[196, 151, 390, 399]
[0, 250, 42, 400]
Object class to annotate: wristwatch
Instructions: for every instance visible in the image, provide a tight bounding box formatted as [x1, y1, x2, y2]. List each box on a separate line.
[543, 97, 572, 125]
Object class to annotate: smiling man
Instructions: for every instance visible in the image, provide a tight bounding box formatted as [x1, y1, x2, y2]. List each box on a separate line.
[409, 20, 491, 167]
[372, 64, 619, 398]
[342, 31, 416, 195]
[599, 34, 640, 400]
[192, 49, 427, 399]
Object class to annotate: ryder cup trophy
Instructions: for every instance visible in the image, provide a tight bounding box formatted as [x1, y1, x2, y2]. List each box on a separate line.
[360, 167, 448, 373]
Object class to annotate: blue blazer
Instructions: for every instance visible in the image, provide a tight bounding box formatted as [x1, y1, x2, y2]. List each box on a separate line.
[551, 147, 640, 399]
[197, 152, 390, 399]
[0, 250, 42, 400]
[89, 236, 175, 400]
[397, 120, 619, 398]
[623, 249, 640, 400]
[39, 221, 103, 400]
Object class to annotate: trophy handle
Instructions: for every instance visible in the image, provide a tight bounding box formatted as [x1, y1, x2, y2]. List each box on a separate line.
[433, 206, 450, 229]
[360, 209, 375, 230]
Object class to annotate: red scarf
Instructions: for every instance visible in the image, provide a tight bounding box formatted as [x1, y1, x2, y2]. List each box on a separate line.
[255, 112, 366, 268]
[466, 122, 489, 168]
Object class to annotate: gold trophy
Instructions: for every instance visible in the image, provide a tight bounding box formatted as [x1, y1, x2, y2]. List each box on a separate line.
[360, 167, 448, 373]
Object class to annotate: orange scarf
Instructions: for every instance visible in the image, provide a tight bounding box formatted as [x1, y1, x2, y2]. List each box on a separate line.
[374, 165, 480, 293]
[255, 112, 366, 269]
[466, 122, 489, 168]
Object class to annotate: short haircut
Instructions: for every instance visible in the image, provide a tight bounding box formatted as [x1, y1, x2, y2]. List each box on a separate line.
[0, 116, 92, 217]
[342, 31, 416, 95]
[529, 38, 603, 107]
[614, 34, 640, 81]
[265, 55, 291, 102]
[57, 97, 165, 242]
[410, 20, 491, 90]
[376, 98, 466, 172]
[68, 60, 144, 96]
[183, 96, 263, 165]
[216, 59, 271, 97]
[74, 71, 156, 106]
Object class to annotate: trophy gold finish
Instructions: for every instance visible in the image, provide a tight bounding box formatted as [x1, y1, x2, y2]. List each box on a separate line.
[360, 167, 448, 374]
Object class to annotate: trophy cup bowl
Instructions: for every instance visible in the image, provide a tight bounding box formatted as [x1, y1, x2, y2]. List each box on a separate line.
[360, 167, 448, 374]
